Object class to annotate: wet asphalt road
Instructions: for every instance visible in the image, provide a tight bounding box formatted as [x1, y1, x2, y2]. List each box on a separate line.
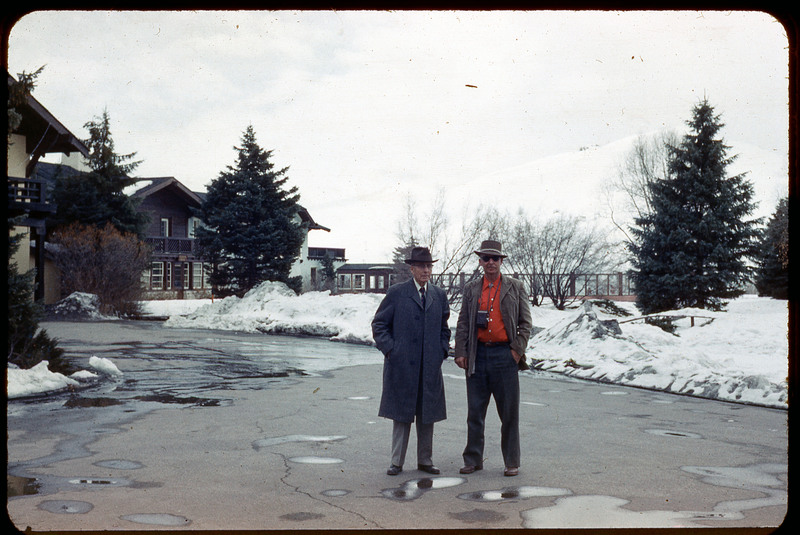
[6, 320, 789, 531]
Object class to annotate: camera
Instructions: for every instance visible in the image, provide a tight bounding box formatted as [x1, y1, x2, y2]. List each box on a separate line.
[476, 310, 489, 328]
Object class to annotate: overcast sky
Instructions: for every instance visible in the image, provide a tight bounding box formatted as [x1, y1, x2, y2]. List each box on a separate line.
[7, 10, 790, 262]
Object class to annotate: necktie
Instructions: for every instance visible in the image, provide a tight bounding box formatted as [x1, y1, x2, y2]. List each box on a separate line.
[420, 286, 426, 308]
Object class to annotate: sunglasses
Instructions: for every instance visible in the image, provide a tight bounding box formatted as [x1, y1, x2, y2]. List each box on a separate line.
[481, 255, 502, 262]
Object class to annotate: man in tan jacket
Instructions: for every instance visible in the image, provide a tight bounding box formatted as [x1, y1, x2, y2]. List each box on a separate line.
[454, 240, 532, 477]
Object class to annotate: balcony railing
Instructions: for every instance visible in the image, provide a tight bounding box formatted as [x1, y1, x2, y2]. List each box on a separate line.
[8, 177, 55, 214]
[145, 236, 197, 255]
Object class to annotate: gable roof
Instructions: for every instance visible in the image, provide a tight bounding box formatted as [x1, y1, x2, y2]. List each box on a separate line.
[8, 74, 89, 159]
[130, 177, 204, 207]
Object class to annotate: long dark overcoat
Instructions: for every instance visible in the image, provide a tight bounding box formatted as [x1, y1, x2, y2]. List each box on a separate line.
[371, 279, 451, 424]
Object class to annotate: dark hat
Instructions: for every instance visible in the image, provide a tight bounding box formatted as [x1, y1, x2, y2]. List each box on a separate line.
[405, 247, 438, 264]
[474, 240, 507, 258]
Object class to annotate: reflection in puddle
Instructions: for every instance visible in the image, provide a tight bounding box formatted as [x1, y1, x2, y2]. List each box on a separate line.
[458, 485, 571, 502]
[289, 456, 344, 464]
[522, 495, 701, 528]
[121, 513, 191, 526]
[521, 464, 787, 528]
[382, 477, 465, 501]
[7, 475, 40, 497]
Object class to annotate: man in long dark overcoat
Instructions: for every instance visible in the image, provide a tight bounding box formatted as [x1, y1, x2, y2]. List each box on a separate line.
[372, 247, 451, 476]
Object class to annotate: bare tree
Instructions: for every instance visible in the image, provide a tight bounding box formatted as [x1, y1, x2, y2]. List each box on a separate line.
[521, 213, 618, 310]
[604, 130, 678, 244]
[394, 191, 510, 304]
[51, 222, 151, 316]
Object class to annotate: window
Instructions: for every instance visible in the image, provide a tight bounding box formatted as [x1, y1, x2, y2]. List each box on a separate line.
[339, 273, 351, 290]
[192, 263, 204, 289]
[151, 262, 164, 289]
[353, 274, 365, 290]
[188, 217, 201, 238]
[165, 262, 172, 289]
[160, 218, 171, 237]
[377, 276, 385, 289]
[182, 263, 190, 289]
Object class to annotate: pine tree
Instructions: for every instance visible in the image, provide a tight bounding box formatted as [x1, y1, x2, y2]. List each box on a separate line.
[628, 99, 761, 314]
[754, 198, 788, 299]
[195, 125, 304, 296]
[50, 109, 148, 237]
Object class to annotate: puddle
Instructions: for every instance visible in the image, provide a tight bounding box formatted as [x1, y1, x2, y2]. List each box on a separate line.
[253, 434, 347, 450]
[64, 397, 124, 408]
[682, 463, 787, 514]
[521, 495, 701, 528]
[281, 512, 325, 521]
[382, 477, 464, 501]
[94, 459, 143, 470]
[38, 500, 94, 514]
[289, 456, 344, 464]
[133, 393, 221, 406]
[321, 489, 350, 497]
[645, 429, 703, 439]
[7, 475, 40, 497]
[449, 508, 508, 524]
[458, 485, 571, 502]
[121, 513, 191, 526]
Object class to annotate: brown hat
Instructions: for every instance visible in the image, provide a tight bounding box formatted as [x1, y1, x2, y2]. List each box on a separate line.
[474, 240, 507, 258]
[405, 247, 438, 264]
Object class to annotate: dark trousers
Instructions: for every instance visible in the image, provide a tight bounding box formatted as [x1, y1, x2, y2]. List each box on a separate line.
[462, 343, 521, 468]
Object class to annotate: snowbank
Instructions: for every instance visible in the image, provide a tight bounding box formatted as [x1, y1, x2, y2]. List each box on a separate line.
[8, 282, 789, 409]
[163, 281, 384, 344]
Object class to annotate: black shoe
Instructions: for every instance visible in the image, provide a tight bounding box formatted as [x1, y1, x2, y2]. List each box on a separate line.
[387, 464, 403, 476]
[418, 464, 440, 475]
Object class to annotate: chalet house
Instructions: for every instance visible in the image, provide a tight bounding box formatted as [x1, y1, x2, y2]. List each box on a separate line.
[131, 177, 332, 298]
[336, 263, 398, 293]
[131, 177, 208, 299]
[7, 74, 89, 304]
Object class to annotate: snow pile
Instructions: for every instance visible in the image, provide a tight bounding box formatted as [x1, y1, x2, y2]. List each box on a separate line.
[46, 292, 112, 320]
[7, 361, 80, 398]
[529, 299, 788, 408]
[164, 281, 384, 344]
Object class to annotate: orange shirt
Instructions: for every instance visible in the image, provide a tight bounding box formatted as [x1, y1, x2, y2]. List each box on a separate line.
[477, 276, 508, 343]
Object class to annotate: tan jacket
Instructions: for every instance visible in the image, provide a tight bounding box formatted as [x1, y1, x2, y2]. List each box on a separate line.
[454, 274, 533, 377]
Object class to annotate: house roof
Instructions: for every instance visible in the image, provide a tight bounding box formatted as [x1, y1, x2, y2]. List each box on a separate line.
[130, 177, 204, 207]
[297, 205, 330, 232]
[8, 74, 89, 159]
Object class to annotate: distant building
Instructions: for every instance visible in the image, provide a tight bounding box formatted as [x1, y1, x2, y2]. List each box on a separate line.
[131, 177, 209, 299]
[130, 177, 331, 298]
[335, 263, 398, 293]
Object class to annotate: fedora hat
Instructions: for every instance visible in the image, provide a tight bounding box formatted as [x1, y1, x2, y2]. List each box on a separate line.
[405, 247, 437, 264]
[474, 240, 507, 258]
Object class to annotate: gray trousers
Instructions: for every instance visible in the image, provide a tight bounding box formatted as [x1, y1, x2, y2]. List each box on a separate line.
[391, 420, 434, 467]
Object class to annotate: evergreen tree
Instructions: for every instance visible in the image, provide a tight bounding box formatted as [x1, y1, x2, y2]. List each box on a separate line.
[754, 197, 788, 299]
[195, 125, 304, 296]
[50, 109, 148, 237]
[628, 99, 761, 314]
